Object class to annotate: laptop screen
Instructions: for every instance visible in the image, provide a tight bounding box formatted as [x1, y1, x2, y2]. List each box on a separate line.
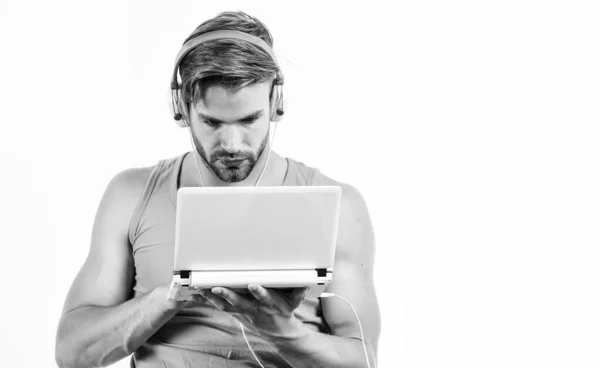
[173, 186, 341, 271]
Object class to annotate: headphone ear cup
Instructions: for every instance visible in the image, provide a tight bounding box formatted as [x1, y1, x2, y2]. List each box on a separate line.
[168, 88, 175, 120]
[173, 89, 190, 128]
[270, 84, 285, 122]
[271, 97, 286, 122]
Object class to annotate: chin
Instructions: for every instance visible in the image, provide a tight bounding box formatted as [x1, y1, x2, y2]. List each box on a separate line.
[213, 164, 254, 183]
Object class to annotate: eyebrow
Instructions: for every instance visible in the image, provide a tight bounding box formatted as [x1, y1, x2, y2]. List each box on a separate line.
[198, 110, 264, 125]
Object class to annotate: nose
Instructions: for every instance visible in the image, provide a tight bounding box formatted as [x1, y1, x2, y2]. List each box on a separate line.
[219, 125, 244, 154]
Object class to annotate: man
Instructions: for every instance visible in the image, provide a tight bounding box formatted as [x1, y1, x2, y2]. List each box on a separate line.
[55, 11, 380, 368]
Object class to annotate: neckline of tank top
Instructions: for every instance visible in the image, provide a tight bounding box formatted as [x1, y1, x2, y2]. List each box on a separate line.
[169, 151, 296, 207]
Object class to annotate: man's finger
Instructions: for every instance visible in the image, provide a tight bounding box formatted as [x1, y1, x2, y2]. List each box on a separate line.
[190, 294, 209, 305]
[199, 289, 235, 312]
[248, 284, 277, 307]
[211, 287, 254, 311]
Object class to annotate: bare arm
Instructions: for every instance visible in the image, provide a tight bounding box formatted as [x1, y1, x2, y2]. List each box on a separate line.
[55, 167, 187, 368]
[267, 183, 381, 367]
[56, 286, 186, 368]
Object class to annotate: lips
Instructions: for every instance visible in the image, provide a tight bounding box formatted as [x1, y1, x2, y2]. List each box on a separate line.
[220, 158, 246, 167]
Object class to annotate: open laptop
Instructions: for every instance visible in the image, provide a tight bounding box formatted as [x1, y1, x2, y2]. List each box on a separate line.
[168, 185, 342, 301]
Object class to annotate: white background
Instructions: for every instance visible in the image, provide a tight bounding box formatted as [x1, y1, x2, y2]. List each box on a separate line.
[0, 0, 599, 367]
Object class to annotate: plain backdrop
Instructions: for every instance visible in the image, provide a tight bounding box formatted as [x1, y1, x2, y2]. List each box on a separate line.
[1, 0, 599, 367]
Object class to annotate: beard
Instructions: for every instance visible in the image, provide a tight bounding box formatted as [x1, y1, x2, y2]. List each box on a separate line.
[193, 134, 269, 183]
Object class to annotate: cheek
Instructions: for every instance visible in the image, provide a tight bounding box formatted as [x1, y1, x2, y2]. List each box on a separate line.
[194, 133, 211, 149]
[194, 134, 218, 156]
[251, 120, 271, 144]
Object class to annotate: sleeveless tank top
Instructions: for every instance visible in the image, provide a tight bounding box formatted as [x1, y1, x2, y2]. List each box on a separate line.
[128, 152, 332, 368]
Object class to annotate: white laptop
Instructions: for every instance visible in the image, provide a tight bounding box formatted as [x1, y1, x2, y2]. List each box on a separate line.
[168, 186, 342, 301]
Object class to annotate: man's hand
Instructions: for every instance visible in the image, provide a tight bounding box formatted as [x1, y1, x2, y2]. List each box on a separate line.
[194, 284, 309, 340]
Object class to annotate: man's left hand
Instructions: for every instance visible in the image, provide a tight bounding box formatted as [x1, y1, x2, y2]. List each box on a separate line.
[195, 284, 308, 340]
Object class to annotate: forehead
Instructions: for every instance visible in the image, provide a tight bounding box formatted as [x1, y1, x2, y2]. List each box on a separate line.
[194, 81, 271, 113]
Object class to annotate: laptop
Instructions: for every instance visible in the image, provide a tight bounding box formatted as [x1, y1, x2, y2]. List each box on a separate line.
[168, 185, 342, 301]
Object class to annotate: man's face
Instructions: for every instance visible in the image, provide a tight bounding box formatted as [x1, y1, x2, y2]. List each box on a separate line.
[188, 81, 272, 183]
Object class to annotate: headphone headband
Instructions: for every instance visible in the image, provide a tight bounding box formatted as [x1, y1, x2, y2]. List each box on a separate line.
[171, 30, 283, 90]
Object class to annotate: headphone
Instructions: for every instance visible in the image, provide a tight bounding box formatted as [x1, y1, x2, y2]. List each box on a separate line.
[169, 30, 285, 128]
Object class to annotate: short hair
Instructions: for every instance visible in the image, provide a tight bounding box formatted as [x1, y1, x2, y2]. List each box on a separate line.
[179, 11, 279, 106]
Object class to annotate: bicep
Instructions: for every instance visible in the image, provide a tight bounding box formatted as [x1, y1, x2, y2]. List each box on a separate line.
[321, 184, 381, 350]
[60, 168, 148, 316]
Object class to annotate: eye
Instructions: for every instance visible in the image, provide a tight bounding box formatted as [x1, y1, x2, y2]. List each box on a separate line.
[240, 118, 257, 125]
[203, 120, 219, 127]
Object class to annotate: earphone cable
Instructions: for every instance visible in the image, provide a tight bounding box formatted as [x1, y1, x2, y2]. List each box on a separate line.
[239, 322, 266, 368]
[319, 293, 371, 368]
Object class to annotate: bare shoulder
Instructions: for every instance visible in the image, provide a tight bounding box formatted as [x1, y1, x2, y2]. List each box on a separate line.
[97, 165, 156, 220]
[105, 166, 154, 202]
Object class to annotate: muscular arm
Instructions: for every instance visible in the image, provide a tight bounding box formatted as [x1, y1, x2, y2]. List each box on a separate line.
[56, 287, 185, 368]
[55, 168, 187, 368]
[267, 183, 381, 367]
